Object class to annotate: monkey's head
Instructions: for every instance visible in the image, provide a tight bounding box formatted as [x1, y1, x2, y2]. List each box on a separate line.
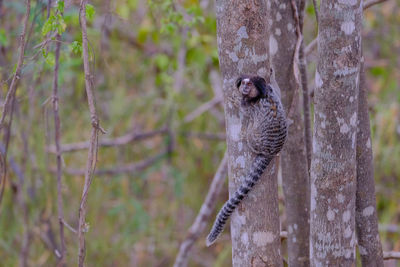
[235, 75, 270, 104]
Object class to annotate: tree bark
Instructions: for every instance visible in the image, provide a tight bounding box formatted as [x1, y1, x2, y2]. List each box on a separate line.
[310, 0, 363, 265]
[215, 1, 282, 266]
[270, 0, 310, 266]
[355, 58, 384, 266]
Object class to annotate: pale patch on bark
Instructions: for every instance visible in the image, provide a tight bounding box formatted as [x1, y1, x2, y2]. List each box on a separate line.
[338, 0, 358, 5]
[269, 35, 278, 56]
[252, 231, 274, 247]
[315, 71, 323, 88]
[337, 193, 345, 203]
[343, 210, 351, 222]
[235, 156, 246, 169]
[327, 209, 335, 221]
[241, 232, 249, 246]
[229, 123, 241, 141]
[350, 112, 357, 126]
[344, 226, 352, 238]
[366, 137, 371, 148]
[333, 66, 359, 77]
[362, 206, 374, 217]
[341, 21, 355, 35]
[276, 12, 282, 22]
[340, 123, 350, 134]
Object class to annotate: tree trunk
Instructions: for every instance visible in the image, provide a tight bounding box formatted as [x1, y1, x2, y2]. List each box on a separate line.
[270, 0, 310, 265]
[215, 1, 282, 266]
[355, 58, 384, 266]
[310, 0, 363, 265]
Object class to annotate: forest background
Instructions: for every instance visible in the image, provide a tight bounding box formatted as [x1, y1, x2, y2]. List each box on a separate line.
[0, 0, 399, 266]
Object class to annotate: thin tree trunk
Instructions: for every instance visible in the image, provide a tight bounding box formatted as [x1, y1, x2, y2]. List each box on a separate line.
[310, 0, 363, 265]
[215, 1, 282, 266]
[355, 57, 384, 266]
[270, 0, 310, 265]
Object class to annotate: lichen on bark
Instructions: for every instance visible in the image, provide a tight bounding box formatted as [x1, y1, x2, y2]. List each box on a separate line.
[310, 0, 363, 265]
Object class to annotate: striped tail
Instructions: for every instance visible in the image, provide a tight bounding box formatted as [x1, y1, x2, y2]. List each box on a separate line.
[206, 155, 273, 246]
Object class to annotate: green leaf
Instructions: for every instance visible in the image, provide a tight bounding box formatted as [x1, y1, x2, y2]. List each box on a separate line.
[86, 4, 95, 21]
[57, 16, 67, 34]
[57, 0, 65, 13]
[42, 15, 56, 36]
[154, 54, 169, 70]
[70, 41, 82, 55]
[44, 52, 55, 66]
[0, 29, 8, 46]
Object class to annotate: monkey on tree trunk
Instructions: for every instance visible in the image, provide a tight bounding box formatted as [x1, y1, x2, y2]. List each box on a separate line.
[206, 68, 287, 246]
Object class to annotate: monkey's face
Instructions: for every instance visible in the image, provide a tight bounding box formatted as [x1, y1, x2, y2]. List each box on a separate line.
[235, 76, 267, 103]
[239, 78, 259, 99]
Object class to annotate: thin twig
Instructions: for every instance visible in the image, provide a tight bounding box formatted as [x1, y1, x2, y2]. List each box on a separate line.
[287, 0, 303, 118]
[62, 219, 78, 234]
[57, 150, 167, 176]
[305, 0, 389, 56]
[47, 128, 167, 153]
[0, 0, 31, 208]
[181, 131, 226, 141]
[174, 152, 228, 267]
[78, 1, 105, 266]
[383, 251, 400, 260]
[52, 30, 66, 265]
[305, 38, 317, 57]
[184, 97, 222, 123]
[364, 0, 388, 9]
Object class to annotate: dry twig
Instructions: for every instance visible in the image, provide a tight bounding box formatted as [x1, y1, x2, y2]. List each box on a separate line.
[0, 0, 31, 207]
[383, 251, 400, 260]
[174, 152, 228, 267]
[184, 97, 222, 123]
[47, 128, 167, 153]
[58, 150, 167, 176]
[78, 1, 105, 265]
[52, 30, 66, 265]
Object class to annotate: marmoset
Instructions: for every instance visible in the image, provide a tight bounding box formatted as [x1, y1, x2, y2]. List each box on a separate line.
[206, 69, 287, 246]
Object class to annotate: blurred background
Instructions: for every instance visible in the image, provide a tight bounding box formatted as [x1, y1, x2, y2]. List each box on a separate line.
[0, 0, 399, 266]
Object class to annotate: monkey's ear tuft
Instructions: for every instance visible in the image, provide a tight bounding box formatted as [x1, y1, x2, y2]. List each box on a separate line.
[235, 77, 243, 88]
[253, 76, 268, 98]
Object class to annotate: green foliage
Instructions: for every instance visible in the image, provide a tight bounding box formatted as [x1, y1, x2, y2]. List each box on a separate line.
[70, 40, 82, 55]
[86, 4, 95, 21]
[0, 29, 9, 46]
[42, 13, 66, 36]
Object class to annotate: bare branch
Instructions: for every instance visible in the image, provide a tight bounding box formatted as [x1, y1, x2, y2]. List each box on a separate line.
[62, 219, 78, 234]
[47, 128, 167, 153]
[184, 97, 222, 123]
[174, 152, 228, 267]
[305, 38, 317, 57]
[383, 251, 400, 260]
[78, 1, 105, 265]
[0, 0, 31, 207]
[363, 0, 388, 9]
[52, 30, 66, 264]
[181, 131, 226, 141]
[60, 150, 167, 176]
